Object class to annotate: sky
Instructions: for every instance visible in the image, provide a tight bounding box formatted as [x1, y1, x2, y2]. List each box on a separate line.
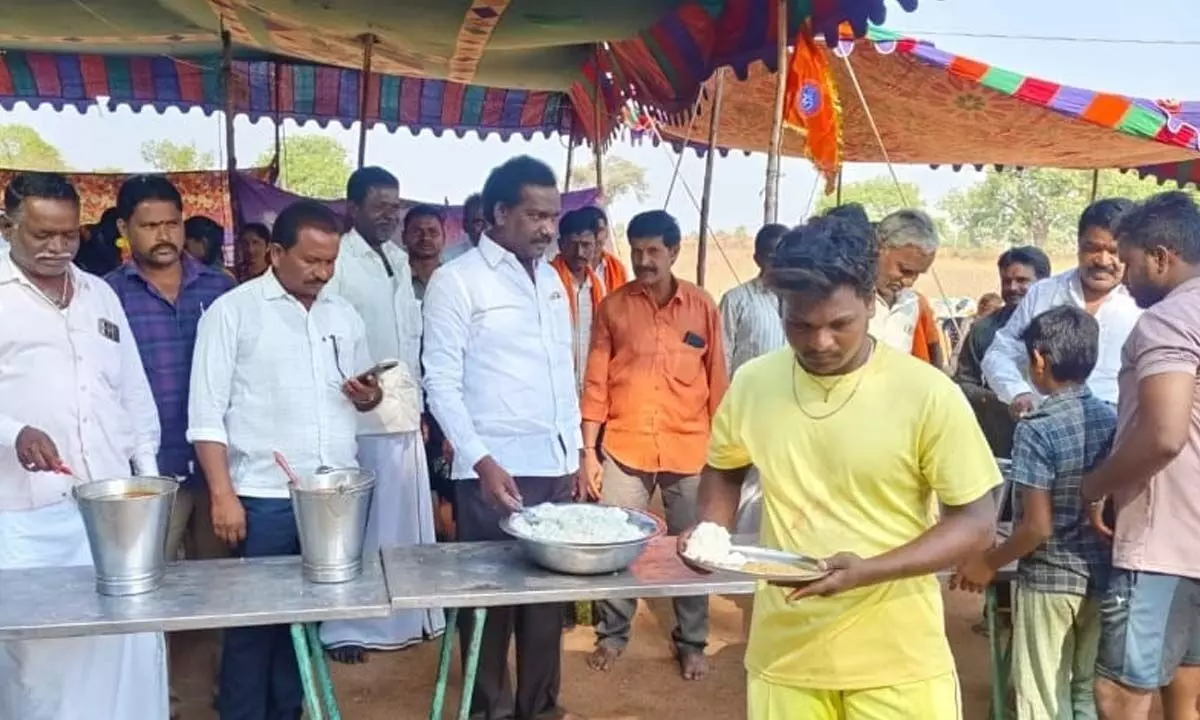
[1, 0, 1197, 233]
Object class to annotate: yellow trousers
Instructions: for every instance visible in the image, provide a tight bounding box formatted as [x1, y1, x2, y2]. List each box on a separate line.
[747, 671, 963, 720]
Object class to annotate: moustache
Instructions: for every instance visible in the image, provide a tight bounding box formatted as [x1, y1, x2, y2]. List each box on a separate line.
[151, 243, 179, 254]
[633, 267, 657, 275]
[35, 253, 73, 262]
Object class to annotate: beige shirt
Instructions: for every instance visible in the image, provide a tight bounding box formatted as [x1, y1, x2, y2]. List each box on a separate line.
[1112, 276, 1200, 579]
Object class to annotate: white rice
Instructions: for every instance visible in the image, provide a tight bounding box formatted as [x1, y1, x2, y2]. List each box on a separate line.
[510, 503, 647, 544]
[683, 522, 747, 568]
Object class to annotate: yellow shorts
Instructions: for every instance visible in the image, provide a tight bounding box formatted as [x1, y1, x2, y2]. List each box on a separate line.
[747, 672, 963, 720]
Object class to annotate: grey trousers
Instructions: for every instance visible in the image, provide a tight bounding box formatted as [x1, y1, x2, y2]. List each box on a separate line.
[594, 455, 708, 654]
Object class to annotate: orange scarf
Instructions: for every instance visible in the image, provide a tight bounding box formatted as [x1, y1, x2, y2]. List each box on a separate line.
[599, 252, 628, 292]
[551, 255, 605, 326]
[911, 293, 942, 364]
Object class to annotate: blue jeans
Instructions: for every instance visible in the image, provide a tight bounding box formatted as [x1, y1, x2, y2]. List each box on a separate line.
[218, 497, 303, 720]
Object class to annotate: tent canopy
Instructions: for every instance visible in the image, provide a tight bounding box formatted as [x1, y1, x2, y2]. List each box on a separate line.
[654, 27, 1200, 171]
[0, 1, 920, 142]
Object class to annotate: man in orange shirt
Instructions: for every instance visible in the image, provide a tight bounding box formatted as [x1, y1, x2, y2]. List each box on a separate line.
[551, 209, 623, 393]
[580, 210, 728, 681]
[574, 205, 629, 291]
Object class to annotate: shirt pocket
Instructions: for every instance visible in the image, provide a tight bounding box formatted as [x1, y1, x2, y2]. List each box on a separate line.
[670, 343, 706, 386]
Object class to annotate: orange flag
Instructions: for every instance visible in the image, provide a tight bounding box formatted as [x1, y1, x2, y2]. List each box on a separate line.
[783, 22, 843, 193]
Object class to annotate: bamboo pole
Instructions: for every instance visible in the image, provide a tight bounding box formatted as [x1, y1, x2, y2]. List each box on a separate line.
[697, 69, 726, 288]
[563, 135, 576, 192]
[592, 45, 605, 199]
[220, 28, 240, 273]
[763, 0, 788, 224]
[835, 167, 843, 205]
[1089, 169, 1100, 202]
[356, 34, 376, 169]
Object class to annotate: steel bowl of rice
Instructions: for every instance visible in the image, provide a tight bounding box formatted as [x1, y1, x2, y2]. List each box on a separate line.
[499, 503, 665, 575]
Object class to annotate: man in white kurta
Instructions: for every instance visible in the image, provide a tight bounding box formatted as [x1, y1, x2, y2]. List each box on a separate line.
[0, 171, 167, 720]
[319, 167, 442, 660]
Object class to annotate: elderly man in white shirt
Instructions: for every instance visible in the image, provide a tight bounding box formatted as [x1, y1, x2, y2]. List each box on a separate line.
[188, 200, 382, 720]
[983, 198, 1141, 416]
[868, 209, 943, 365]
[0, 172, 167, 720]
[424, 156, 585, 720]
[319, 167, 443, 662]
[441, 192, 485, 263]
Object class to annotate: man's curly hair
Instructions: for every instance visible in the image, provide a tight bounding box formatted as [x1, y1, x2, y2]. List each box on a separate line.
[765, 216, 877, 300]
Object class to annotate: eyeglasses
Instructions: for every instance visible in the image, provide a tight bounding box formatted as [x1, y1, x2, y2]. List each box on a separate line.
[325, 335, 347, 380]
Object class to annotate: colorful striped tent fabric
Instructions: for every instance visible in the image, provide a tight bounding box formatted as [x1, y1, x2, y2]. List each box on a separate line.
[0, 1, 919, 145]
[0, 53, 574, 140]
[649, 25, 1200, 171]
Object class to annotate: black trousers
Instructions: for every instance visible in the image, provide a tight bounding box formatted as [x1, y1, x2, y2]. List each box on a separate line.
[454, 475, 573, 720]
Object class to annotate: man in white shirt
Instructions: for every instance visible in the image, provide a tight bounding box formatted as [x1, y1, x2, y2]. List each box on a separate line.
[869, 209, 943, 365]
[188, 200, 383, 720]
[0, 209, 11, 255]
[441, 192, 485, 263]
[983, 198, 1141, 415]
[0, 172, 168, 720]
[424, 156, 585, 720]
[319, 168, 444, 662]
[718, 223, 789, 539]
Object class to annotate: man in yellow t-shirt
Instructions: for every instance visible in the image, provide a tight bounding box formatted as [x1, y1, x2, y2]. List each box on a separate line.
[684, 216, 1001, 720]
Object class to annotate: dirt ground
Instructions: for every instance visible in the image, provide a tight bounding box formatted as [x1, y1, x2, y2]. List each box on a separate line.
[178, 589, 1011, 720]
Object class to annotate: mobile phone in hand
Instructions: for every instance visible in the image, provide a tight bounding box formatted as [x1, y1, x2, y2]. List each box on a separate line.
[356, 359, 399, 382]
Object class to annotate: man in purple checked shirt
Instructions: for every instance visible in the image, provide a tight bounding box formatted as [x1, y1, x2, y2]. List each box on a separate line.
[105, 174, 234, 716]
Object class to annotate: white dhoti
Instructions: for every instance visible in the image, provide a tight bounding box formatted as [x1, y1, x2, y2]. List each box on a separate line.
[0, 500, 168, 720]
[321, 431, 445, 649]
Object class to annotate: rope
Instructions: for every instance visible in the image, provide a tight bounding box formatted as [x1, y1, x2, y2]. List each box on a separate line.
[839, 54, 965, 342]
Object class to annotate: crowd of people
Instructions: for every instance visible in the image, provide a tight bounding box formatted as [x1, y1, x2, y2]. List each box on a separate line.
[0, 155, 1197, 720]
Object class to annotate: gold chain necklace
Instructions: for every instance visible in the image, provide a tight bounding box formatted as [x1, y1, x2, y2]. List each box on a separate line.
[791, 340, 874, 421]
[18, 265, 72, 310]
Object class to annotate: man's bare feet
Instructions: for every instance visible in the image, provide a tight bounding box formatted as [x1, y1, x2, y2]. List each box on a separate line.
[327, 645, 369, 664]
[586, 645, 622, 672]
[677, 649, 708, 681]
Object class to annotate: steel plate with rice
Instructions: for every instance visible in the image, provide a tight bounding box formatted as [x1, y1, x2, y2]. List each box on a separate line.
[682, 521, 830, 582]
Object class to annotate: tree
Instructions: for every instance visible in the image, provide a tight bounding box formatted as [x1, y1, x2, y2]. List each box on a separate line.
[939, 169, 1200, 251]
[140, 139, 215, 172]
[814, 176, 925, 219]
[568, 155, 649, 204]
[254, 134, 352, 200]
[0, 124, 67, 171]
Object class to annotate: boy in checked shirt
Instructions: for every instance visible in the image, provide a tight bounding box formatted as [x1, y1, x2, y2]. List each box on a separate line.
[954, 305, 1117, 720]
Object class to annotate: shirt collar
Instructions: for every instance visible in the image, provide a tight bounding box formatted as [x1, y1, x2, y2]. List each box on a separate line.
[1065, 267, 1132, 306]
[116, 254, 205, 287]
[478, 234, 533, 272]
[0, 250, 81, 291]
[1037, 384, 1092, 413]
[258, 268, 302, 302]
[628, 276, 683, 306]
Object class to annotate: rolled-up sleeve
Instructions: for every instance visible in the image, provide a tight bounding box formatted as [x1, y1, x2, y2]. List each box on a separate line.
[422, 269, 489, 471]
[0, 414, 25, 450]
[187, 300, 238, 446]
[114, 299, 161, 475]
[982, 285, 1043, 403]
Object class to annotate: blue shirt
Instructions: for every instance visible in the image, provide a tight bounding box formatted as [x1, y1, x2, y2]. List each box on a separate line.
[1011, 385, 1117, 596]
[106, 258, 234, 483]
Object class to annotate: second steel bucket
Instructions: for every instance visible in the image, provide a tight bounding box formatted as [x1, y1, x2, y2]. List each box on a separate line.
[289, 468, 375, 583]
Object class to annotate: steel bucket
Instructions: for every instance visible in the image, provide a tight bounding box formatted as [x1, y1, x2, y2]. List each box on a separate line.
[289, 468, 375, 584]
[72, 476, 178, 596]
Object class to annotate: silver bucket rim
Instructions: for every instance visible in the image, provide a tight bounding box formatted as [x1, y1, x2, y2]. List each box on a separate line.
[72, 476, 179, 502]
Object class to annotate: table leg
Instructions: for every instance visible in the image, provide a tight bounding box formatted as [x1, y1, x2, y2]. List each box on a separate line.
[430, 608, 459, 720]
[289, 623, 325, 720]
[986, 587, 1004, 720]
[306, 623, 342, 720]
[457, 608, 487, 720]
